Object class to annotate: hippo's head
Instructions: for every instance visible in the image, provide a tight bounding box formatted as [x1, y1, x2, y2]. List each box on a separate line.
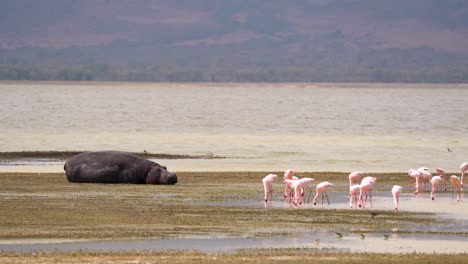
[146, 165, 177, 185]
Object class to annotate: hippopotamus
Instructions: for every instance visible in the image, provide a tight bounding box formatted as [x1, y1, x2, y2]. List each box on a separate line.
[64, 151, 177, 185]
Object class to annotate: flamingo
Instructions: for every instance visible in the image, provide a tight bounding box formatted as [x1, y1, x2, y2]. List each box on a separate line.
[284, 177, 315, 205]
[391, 185, 403, 211]
[348, 171, 364, 187]
[435, 168, 447, 191]
[349, 184, 361, 208]
[283, 179, 301, 205]
[417, 167, 432, 191]
[460, 162, 468, 187]
[408, 169, 422, 195]
[430, 176, 442, 200]
[262, 174, 277, 203]
[298, 177, 315, 203]
[358, 176, 376, 208]
[283, 169, 294, 197]
[313, 181, 334, 206]
[450, 175, 462, 202]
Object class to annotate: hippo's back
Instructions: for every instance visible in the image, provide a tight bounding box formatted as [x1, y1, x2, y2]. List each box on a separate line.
[64, 151, 153, 183]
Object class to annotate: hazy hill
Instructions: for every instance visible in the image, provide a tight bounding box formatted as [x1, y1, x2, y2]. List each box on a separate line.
[1, 0, 468, 82]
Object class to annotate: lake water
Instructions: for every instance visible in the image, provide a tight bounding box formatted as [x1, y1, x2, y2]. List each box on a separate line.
[1, 82, 467, 172]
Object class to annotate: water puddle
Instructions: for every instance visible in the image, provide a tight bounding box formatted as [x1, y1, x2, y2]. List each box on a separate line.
[1, 231, 467, 254]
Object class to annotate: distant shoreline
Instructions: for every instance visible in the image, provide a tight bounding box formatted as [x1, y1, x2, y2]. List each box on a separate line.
[0, 151, 224, 160]
[1, 80, 467, 87]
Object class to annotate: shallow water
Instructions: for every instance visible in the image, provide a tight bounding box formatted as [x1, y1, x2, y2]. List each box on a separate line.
[1, 82, 468, 172]
[1, 232, 467, 254]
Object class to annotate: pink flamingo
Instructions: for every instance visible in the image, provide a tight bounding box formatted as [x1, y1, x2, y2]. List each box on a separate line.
[349, 184, 361, 208]
[417, 167, 432, 191]
[450, 175, 462, 202]
[430, 176, 442, 200]
[408, 169, 422, 195]
[284, 177, 315, 205]
[358, 176, 376, 208]
[283, 169, 294, 197]
[435, 168, 447, 191]
[460, 162, 468, 187]
[391, 185, 403, 211]
[283, 179, 301, 205]
[284, 178, 302, 205]
[313, 181, 334, 206]
[262, 174, 278, 203]
[348, 171, 363, 208]
[348, 171, 364, 187]
[298, 177, 315, 203]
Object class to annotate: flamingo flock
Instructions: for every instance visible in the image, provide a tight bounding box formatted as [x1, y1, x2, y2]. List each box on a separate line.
[262, 162, 466, 210]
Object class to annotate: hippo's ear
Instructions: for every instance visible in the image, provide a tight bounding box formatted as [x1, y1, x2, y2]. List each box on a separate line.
[146, 167, 161, 184]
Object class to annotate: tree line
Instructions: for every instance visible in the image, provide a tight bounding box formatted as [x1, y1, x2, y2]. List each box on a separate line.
[1, 64, 468, 83]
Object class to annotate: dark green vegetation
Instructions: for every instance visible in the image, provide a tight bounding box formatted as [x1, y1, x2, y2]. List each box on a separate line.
[1, 251, 467, 264]
[1, 1, 468, 82]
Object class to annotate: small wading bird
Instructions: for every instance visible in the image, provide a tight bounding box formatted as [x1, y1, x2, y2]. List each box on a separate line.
[332, 231, 342, 239]
[460, 162, 468, 187]
[358, 176, 376, 208]
[262, 174, 277, 203]
[435, 168, 447, 191]
[313, 181, 334, 206]
[450, 175, 462, 202]
[391, 185, 403, 211]
[430, 176, 442, 200]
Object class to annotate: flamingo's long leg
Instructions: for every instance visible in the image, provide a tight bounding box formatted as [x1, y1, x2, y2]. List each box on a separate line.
[268, 183, 273, 202]
[358, 193, 363, 208]
[362, 192, 367, 209]
[457, 186, 462, 201]
[325, 192, 330, 205]
[306, 186, 312, 204]
[452, 185, 454, 203]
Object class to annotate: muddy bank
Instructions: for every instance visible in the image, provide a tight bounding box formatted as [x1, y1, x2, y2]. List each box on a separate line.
[0, 172, 466, 254]
[0, 151, 225, 160]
